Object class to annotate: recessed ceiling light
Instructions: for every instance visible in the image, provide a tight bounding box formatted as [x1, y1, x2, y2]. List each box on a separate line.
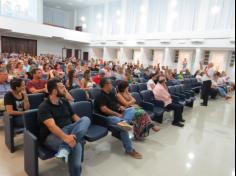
[171, 0, 178, 7]
[82, 23, 87, 29]
[97, 13, 102, 19]
[186, 163, 192, 169]
[80, 16, 86, 22]
[140, 5, 146, 13]
[188, 153, 195, 160]
[116, 10, 121, 16]
[211, 5, 221, 15]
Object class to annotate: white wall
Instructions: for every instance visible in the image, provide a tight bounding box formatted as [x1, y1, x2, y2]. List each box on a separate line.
[0, 16, 91, 43]
[153, 50, 164, 66]
[90, 48, 103, 60]
[37, 38, 79, 56]
[103, 47, 118, 61]
[210, 51, 228, 72]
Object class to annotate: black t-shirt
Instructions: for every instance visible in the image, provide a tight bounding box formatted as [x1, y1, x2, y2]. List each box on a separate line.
[94, 90, 121, 116]
[38, 98, 75, 143]
[4, 91, 25, 111]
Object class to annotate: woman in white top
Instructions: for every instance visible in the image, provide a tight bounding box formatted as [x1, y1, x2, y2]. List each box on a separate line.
[147, 73, 157, 91]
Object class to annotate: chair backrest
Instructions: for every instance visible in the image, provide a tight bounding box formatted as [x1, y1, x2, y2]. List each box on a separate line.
[129, 84, 139, 93]
[138, 83, 147, 92]
[131, 92, 143, 106]
[71, 101, 93, 121]
[174, 85, 181, 93]
[69, 88, 88, 102]
[24, 109, 39, 137]
[133, 78, 140, 83]
[139, 78, 147, 83]
[140, 90, 154, 103]
[28, 93, 45, 110]
[88, 88, 101, 100]
[168, 86, 175, 94]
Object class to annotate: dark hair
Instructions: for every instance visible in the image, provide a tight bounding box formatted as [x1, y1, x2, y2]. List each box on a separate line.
[10, 78, 24, 91]
[67, 70, 75, 89]
[117, 81, 129, 93]
[47, 78, 61, 94]
[31, 68, 40, 76]
[84, 70, 91, 80]
[156, 75, 165, 83]
[100, 78, 110, 88]
[149, 73, 157, 80]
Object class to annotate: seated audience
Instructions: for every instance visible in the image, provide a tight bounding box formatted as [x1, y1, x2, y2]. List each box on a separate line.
[153, 75, 185, 127]
[4, 78, 30, 127]
[26, 68, 47, 94]
[66, 70, 81, 90]
[212, 73, 232, 100]
[94, 78, 143, 159]
[80, 70, 95, 91]
[38, 78, 91, 176]
[116, 80, 161, 139]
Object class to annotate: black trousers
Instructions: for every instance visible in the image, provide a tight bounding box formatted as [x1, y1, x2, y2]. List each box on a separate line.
[201, 80, 212, 105]
[166, 103, 184, 123]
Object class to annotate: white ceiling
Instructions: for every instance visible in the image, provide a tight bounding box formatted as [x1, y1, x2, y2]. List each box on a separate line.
[43, 0, 114, 10]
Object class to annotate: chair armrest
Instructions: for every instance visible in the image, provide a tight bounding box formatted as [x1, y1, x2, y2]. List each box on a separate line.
[173, 93, 187, 99]
[93, 113, 110, 126]
[3, 113, 14, 153]
[141, 102, 154, 112]
[24, 130, 39, 176]
[152, 100, 165, 108]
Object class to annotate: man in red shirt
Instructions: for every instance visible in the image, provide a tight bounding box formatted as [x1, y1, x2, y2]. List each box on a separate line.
[27, 68, 47, 94]
[93, 70, 106, 85]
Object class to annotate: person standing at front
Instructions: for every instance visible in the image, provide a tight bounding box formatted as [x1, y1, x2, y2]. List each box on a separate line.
[201, 63, 215, 106]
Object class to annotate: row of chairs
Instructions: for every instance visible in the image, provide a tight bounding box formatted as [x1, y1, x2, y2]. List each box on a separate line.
[24, 101, 109, 176]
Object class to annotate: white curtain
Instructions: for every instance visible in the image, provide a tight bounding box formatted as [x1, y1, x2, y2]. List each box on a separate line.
[205, 0, 235, 31]
[0, 0, 37, 21]
[147, 0, 169, 33]
[43, 7, 74, 29]
[171, 0, 200, 32]
[75, 0, 235, 35]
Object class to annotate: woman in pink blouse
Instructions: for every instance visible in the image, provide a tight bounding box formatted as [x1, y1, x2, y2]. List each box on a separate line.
[153, 75, 185, 128]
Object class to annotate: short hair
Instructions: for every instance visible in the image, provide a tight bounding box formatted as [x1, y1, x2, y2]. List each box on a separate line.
[117, 81, 129, 93]
[47, 78, 61, 95]
[31, 68, 40, 76]
[10, 78, 23, 91]
[100, 78, 110, 88]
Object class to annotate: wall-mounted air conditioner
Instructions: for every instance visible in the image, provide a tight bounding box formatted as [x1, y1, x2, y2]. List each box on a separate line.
[229, 38, 235, 44]
[136, 41, 145, 45]
[191, 39, 205, 44]
[160, 40, 171, 44]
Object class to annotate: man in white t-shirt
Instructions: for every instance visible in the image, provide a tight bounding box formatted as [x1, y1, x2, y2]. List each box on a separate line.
[201, 63, 215, 106]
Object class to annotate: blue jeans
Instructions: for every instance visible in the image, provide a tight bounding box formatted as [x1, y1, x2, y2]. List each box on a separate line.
[44, 117, 91, 176]
[107, 107, 136, 153]
[217, 87, 227, 97]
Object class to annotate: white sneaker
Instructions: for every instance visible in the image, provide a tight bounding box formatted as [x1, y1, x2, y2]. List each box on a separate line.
[55, 149, 70, 163]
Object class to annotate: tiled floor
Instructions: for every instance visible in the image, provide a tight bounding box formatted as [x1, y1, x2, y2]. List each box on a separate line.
[0, 96, 235, 176]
